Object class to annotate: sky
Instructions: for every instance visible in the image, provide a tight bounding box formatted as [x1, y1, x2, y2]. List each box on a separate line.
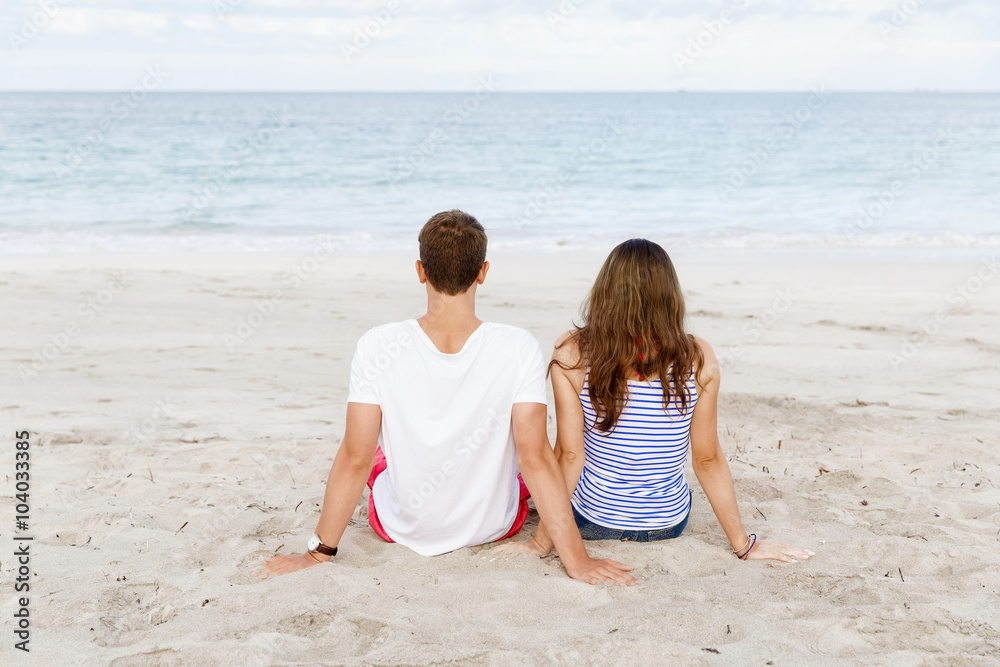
[0, 0, 997, 91]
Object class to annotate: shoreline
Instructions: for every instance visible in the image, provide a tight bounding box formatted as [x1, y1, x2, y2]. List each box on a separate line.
[2, 232, 999, 264]
[2, 245, 998, 267]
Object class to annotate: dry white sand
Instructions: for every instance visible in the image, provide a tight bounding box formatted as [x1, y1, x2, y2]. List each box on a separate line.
[2, 251, 999, 666]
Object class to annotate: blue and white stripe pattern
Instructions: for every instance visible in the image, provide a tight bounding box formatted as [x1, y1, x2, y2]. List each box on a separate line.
[572, 372, 699, 530]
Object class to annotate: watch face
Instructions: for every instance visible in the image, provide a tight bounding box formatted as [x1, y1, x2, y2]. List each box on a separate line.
[307, 534, 320, 552]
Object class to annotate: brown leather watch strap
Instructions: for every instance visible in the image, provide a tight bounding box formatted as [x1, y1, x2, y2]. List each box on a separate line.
[313, 541, 338, 557]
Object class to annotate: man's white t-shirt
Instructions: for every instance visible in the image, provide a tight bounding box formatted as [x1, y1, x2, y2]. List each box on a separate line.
[347, 319, 548, 556]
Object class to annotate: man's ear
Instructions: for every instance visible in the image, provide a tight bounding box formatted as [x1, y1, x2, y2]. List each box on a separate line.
[477, 261, 490, 285]
[416, 260, 428, 285]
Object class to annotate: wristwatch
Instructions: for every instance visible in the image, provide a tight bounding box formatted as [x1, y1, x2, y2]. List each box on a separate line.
[307, 534, 338, 558]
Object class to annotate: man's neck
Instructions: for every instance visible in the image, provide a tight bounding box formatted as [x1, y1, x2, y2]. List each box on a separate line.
[417, 287, 483, 354]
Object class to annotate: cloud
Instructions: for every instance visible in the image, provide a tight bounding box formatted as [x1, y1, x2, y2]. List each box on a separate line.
[225, 15, 349, 36]
[182, 15, 217, 32]
[45, 9, 171, 36]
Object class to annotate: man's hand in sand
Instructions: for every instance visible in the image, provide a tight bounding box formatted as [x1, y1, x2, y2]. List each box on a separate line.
[512, 405, 638, 586]
[488, 543, 635, 585]
[745, 539, 814, 564]
[255, 551, 330, 579]
[563, 556, 636, 586]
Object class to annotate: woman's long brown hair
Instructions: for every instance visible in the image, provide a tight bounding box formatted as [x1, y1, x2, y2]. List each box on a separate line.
[551, 239, 704, 433]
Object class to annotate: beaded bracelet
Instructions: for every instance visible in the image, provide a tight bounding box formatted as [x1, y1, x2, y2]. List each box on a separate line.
[736, 533, 757, 560]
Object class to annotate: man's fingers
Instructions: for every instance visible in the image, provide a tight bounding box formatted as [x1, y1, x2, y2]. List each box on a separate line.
[600, 565, 634, 584]
[604, 559, 633, 572]
[256, 557, 299, 579]
[612, 570, 638, 586]
[597, 566, 637, 586]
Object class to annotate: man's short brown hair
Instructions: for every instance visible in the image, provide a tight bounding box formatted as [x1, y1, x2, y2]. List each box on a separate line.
[418, 210, 488, 295]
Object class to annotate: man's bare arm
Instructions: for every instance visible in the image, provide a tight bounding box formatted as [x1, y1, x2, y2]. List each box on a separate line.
[512, 402, 636, 586]
[528, 361, 587, 554]
[256, 402, 381, 578]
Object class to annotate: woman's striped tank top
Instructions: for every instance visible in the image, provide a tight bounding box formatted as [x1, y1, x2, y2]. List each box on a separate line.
[572, 372, 699, 530]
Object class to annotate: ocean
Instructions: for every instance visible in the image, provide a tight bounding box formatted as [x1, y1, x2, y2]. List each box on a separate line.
[0, 91, 997, 257]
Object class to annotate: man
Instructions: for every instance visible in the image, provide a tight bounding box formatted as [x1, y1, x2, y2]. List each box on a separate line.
[257, 210, 635, 585]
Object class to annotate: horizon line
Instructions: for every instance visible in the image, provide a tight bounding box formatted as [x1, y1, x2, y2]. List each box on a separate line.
[1, 89, 997, 94]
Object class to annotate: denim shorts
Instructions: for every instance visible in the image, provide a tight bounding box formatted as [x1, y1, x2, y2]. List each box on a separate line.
[572, 492, 691, 542]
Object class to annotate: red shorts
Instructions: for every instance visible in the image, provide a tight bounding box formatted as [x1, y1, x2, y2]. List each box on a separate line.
[366, 447, 531, 545]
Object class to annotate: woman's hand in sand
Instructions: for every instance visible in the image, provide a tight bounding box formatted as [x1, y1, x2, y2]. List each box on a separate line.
[488, 537, 552, 560]
[255, 551, 330, 579]
[744, 539, 814, 564]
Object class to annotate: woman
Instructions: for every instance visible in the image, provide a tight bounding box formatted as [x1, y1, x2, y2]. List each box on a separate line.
[503, 239, 812, 563]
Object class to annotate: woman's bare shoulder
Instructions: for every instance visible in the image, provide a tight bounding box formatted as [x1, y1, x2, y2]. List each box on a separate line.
[693, 336, 720, 388]
[552, 330, 586, 392]
[553, 329, 582, 364]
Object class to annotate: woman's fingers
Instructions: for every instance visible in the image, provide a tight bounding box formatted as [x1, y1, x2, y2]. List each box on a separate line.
[768, 541, 814, 561]
[746, 540, 815, 563]
[483, 543, 527, 561]
[485, 539, 549, 559]
[484, 545, 508, 559]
